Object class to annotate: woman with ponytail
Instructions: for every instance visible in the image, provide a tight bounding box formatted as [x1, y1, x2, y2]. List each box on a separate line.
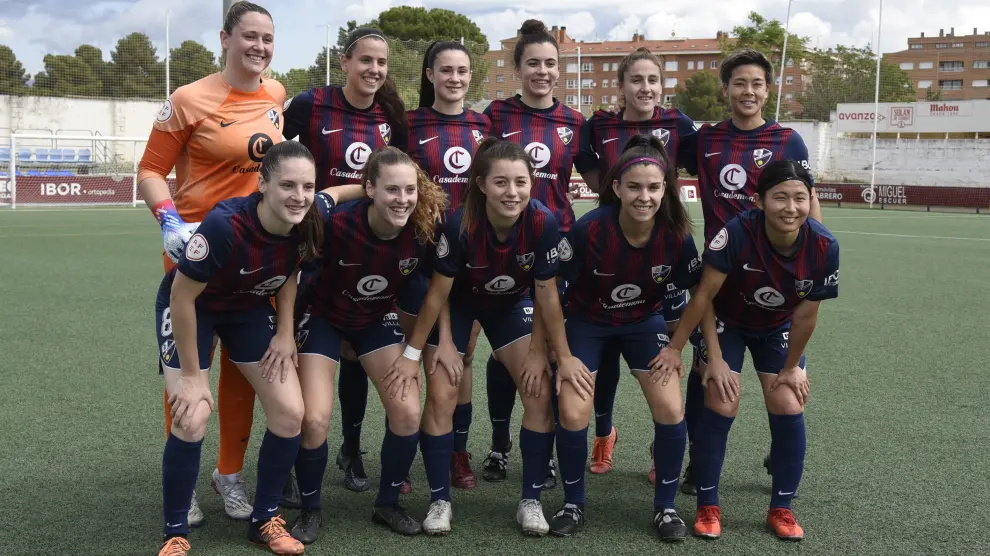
[385, 138, 586, 537]
[550, 134, 699, 541]
[154, 141, 362, 556]
[290, 147, 447, 540]
[281, 27, 409, 496]
[403, 40, 493, 491]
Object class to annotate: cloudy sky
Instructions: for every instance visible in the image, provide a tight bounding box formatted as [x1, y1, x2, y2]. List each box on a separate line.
[2, 0, 988, 77]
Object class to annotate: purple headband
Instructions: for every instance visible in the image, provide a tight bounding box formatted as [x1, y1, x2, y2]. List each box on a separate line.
[617, 156, 667, 179]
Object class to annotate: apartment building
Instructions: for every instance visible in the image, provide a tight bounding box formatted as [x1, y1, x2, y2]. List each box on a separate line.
[883, 27, 990, 101]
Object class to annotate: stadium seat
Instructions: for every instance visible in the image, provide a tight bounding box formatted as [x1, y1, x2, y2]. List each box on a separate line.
[18, 149, 31, 162]
[27, 169, 41, 176]
[1, 147, 11, 162]
[0, 170, 7, 178]
[48, 149, 62, 163]
[77, 149, 92, 163]
[35, 148, 50, 162]
[61, 149, 76, 162]
[56, 170, 74, 177]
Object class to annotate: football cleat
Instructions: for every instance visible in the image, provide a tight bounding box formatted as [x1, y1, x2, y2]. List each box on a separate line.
[549, 503, 585, 537]
[516, 499, 550, 536]
[158, 537, 190, 556]
[693, 505, 722, 539]
[372, 504, 422, 536]
[290, 508, 322, 545]
[211, 468, 253, 520]
[767, 508, 804, 541]
[450, 451, 478, 490]
[336, 446, 371, 492]
[188, 490, 204, 528]
[482, 450, 508, 482]
[589, 426, 617, 475]
[249, 515, 304, 555]
[423, 499, 453, 536]
[654, 510, 688, 542]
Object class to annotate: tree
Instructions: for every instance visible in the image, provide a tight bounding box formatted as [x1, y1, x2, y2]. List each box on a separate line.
[169, 40, 219, 90]
[274, 68, 314, 99]
[795, 46, 916, 121]
[925, 86, 943, 101]
[32, 54, 102, 97]
[0, 45, 30, 95]
[721, 11, 809, 120]
[108, 32, 165, 99]
[673, 71, 728, 121]
[371, 7, 487, 46]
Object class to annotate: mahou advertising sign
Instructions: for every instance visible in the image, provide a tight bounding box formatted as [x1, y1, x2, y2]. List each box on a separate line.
[836, 101, 990, 133]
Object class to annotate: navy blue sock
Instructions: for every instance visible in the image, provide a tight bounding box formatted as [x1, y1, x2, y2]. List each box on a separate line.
[452, 403, 472, 452]
[294, 441, 328, 510]
[252, 430, 301, 522]
[653, 420, 687, 511]
[769, 413, 806, 509]
[162, 434, 202, 537]
[555, 424, 588, 505]
[375, 429, 419, 506]
[694, 408, 734, 507]
[486, 355, 516, 452]
[420, 431, 454, 501]
[684, 369, 705, 459]
[593, 348, 621, 437]
[338, 358, 367, 455]
[519, 427, 553, 501]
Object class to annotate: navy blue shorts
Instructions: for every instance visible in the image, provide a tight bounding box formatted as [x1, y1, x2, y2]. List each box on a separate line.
[155, 288, 276, 372]
[427, 296, 533, 354]
[661, 285, 688, 322]
[396, 272, 429, 316]
[296, 310, 405, 362]
[566, 314, 669, 374]
[694, 318, 805, 375]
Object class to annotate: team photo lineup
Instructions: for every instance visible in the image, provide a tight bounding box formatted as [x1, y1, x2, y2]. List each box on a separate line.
[147, 2, 840, 554]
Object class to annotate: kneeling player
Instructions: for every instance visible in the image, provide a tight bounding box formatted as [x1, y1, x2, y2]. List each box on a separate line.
[551, 135, 700, 541]
[387, 139, 588, 536]
[156, 142, 328, 556]
[653, 160, 840, 541]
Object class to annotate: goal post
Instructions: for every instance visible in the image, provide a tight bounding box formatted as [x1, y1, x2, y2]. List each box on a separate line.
[6, 133, 155, 209]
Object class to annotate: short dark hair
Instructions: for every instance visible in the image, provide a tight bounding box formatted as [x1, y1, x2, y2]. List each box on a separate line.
[719, 48, 774, 86]
[755, 160, 813, 197]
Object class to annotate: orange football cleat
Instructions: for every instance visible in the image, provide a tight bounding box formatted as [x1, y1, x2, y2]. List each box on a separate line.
[767, 508, 804, 541]
[250, 515, 305, 555]
[589, 426, 617, 475]
[158, 537, 190, 556]
[693, 505, 722, 539]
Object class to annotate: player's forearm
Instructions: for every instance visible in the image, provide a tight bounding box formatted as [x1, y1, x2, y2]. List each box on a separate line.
[139, 176, 173, 214]
[785, 302, 819, 369]
[699, 306, 723, 361]
[325, 183, 366, 204]
[274, 275, 297, 337]
[670, 293, 709, 351]
[534, 280, 570, 359]
[436, 301, 453, 343]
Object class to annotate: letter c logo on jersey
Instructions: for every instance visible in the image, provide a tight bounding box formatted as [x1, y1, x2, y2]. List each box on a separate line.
[248, 133, 274, 163]
[345, 142, 372, 170]
[754, 286, 785, 308]
[719, 163, 747, 191]
[485, 275, 517, 293]
[444, 147, 471, 175]
[357, 275, 388, 296]
[611, 284, 642, 303]
[524, 142, 551, 169]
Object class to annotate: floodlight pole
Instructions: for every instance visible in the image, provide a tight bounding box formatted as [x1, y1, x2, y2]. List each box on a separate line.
[775, 0, 794, 121]
[869, 0, 884, 208]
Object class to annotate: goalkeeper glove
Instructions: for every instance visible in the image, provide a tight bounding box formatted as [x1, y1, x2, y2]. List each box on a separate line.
[152, 199, 200, 263]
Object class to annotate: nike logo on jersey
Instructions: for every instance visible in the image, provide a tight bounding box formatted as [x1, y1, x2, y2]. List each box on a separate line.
[593, 269, 614, 276]
[419, 136, 439, 145]
[466, 263, 488, 269]
[502, 131, 521, 138]
[240, 267, 264, 275]
[705, 151, 722, 158]
[219, 120, 239, 127]
[322, 128, 342, 135]
[672, 300, 687, 310]
[602, 138, 618, 144]
[743, 263, 765, 273]
[338, 260, 360, 266]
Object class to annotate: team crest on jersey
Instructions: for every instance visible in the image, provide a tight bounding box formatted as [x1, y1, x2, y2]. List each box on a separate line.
[795, 278, 814, 298]
[753, 148, 773, 168]
[294, 329, 309, 350]
[651, 264, 672, 284]
[266, 108, 281, 130]
[557, 127, 574, 146]
[399, 257, 419, 276]
[437, 234, 449, 258]
[160, 339, 176, 365]
[472, 130, 485, 144]
[379, 123, 392, 144]
[517, 252, 535, 271]
[652, 128, 671, 147]
[557, 237, 573, 262]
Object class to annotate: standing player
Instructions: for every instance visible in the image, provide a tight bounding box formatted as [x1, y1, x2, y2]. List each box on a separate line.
[652, 160, 839, 541]
[481, 19, 584, 488]
[552, 135, 700, 541]
[138, 0, 284, 524]
[406, 40, 492, 491]
[678, 48, 823, 493]
[387, 139, 587, 536]
[290, 147, 447, 540]
[573, 46, 698, 479]
[282, 27, 408, 494]
[155, 141, 325, 556]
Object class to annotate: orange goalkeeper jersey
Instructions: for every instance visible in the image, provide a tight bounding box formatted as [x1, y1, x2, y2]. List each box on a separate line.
[138, 73, 286, 223]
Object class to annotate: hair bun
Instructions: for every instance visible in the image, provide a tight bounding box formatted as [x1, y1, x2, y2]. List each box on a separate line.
[519, 19, 549, 36]
[622, 134, 652, 152]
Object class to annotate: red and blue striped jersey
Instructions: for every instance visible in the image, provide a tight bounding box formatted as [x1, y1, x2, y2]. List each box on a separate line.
[283, 86, 405, 189]
[406, 107, 491, 211]
[172, 192, 335, 312]
[575, 107, 696, 185]
[308, 199, 428, 329]
[434, 199, 560, 309]
[483, 95, 584, 232]
[562, 204, 701, 326]
[704, 209, 839, 332]
[682, 120, 812, 243]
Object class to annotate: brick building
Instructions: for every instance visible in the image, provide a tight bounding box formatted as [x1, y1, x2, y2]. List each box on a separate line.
[883, 27, 990, 101]
[482, 25, 805, 115]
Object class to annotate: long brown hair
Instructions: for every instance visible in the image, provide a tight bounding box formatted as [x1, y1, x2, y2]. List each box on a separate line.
[360, 146, 447, 243]
[616, 47, 664, 110]
[343, 28, 409, 140]
[599, 134, 691, 237]
[461, 138, 534, 234]
[258, 141, 323, 260]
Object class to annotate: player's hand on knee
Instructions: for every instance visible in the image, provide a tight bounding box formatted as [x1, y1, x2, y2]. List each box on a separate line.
[771, 366, 809, 406]
[649, 346, 684, 385]
[260, 332, 298, 383]
[431, 340, 464, 387]
[169, 374, 214, 430]
[702, 357, 739, 404]
[519, 349, 548, 398]
[555, 355, 594, 401]
[384, 353, 421, 401]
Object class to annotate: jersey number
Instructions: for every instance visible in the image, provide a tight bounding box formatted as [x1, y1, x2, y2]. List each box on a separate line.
[160, 308, 173, 337]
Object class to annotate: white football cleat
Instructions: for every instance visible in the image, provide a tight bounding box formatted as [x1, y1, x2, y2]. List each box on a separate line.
[211, 468, 253, 520]
[516, 499, 550, 536]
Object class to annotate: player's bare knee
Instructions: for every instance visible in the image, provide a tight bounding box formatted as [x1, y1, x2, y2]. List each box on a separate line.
[387, 398, 421, 436]
[301, 411, 331, 445]
[267, 399, 304, 437]
[557, 394, 592, 430]
[704, 394, 739, 418]
[766, 388, 803, 415]
[651, 401, 684, 425]
[426, 379, 458, 413]
[520, 394, 553, 425]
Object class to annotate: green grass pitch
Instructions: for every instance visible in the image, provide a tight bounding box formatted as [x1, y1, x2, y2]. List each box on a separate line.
[1, 203, 988, 555]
